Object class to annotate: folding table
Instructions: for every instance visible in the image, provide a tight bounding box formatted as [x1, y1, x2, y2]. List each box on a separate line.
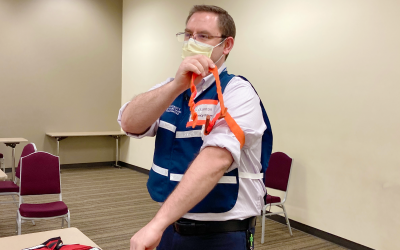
[0, 138, 28, 181]
[0, 227, 101, 250]
[46, 131, 125, 167]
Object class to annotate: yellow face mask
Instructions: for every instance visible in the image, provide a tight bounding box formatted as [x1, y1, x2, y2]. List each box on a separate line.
[182, 38, 225, 59]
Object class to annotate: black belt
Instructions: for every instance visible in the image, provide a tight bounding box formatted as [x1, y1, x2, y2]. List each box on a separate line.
[174, 217, 256, 236]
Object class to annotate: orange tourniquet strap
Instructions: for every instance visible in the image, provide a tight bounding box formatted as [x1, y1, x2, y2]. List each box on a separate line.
[188, 67, 245, 148]
[209, 67, 227, 117]
[189, 73, 199, 128]
[224, 112, 245, 149]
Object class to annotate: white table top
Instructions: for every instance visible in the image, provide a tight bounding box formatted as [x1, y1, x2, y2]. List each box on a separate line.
[0, 169, 7, 181]
[46, 131, 125, 137]
[0, 138, 28, 144]
[0, 227, 101, 250]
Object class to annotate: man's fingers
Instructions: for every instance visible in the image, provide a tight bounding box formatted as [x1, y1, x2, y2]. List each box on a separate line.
[174, 55, 217, 90]
[183, 56, 215, 74]
[194, 55, 215, 71]
[183, 62, 202, 76]
[196, 58, 211, 76]
[191, 60, 207, 76]
[185, 57, 215, 76]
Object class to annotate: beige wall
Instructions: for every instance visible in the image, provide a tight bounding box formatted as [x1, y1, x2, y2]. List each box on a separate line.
[0, 0, 122, 164]
[121, 0, 197, 168]
[122, 0, 400, 249]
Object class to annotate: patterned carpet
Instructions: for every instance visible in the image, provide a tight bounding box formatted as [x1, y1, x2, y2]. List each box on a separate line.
[0, 166, 345, 250]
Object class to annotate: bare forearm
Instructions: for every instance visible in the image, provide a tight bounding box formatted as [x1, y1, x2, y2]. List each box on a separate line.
[151, 146, 233, 230]
[121, 80, 185, 134]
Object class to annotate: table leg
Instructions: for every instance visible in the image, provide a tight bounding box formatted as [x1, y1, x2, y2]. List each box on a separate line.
[57, 140, 59, 156]
[5, 143, 19, 182]
[12, 147, 15, 181]
[55, 137, 67, 157]
[111, 136, 121, 168]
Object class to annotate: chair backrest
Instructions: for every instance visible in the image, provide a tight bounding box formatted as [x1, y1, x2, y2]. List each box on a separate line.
[16, 143, 37, 179]
[19, 151, 61, 196]
[264, 152, 293, 192]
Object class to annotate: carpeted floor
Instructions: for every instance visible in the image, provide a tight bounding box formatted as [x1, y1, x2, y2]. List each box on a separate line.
[0, 166, 345, 250]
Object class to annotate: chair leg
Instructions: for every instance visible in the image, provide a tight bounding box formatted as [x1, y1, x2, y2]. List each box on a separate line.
[17, 213, 22, 235]
[12, 195, 18, 208]
[261, 207, 266, 244]
[282, 204, 293, 236]
[15, 211, 18, 234]
[62, 216, 64, 228]
[67, 211, 70, 228]
[31, 220, 35, 225]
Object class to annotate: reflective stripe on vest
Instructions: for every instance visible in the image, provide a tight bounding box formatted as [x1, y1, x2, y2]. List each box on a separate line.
[159, 121, 176, 133]
[151, 163, 168, 177]
[175, 130, 202, 138]
[170, 173, 237, 184]
[153, 163, 262, 181]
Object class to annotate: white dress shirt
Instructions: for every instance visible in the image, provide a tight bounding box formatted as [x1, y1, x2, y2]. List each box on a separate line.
[118, 63, 267, 221]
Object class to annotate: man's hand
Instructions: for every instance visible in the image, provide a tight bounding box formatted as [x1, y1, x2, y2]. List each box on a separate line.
[172, 55, 215, 92]
[130, 219, 166, 250]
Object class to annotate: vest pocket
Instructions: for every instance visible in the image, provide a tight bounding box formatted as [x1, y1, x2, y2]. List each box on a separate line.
[147, 163, 170, 203]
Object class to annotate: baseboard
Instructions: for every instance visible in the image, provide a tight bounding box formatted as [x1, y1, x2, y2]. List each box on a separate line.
[2, 162, 115, 172]
[2, 168, 12, 173]
[60, 161, 115, 169]
[118, 161, 150, 175]
[265, 213, 373, 250]
[121, 162, 373, 250]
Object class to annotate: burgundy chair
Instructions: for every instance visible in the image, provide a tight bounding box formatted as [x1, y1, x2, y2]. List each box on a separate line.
[0, 143, 37, 206]
[261, 152, 294, 244]
[16, 151, 70, 235]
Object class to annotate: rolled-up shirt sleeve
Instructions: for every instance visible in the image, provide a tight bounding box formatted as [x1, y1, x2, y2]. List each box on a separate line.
[117, 77, 174, 139]
[117, 101, 159, 138]
[200, 77, 267, 171]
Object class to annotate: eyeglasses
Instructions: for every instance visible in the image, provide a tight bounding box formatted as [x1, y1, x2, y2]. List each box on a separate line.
[176, 32, 227, 43]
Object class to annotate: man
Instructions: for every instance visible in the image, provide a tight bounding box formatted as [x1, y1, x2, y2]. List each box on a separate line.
[118, 5, 272, 250]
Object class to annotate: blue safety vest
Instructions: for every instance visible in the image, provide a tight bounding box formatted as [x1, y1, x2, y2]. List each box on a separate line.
[147, 70, 273, 213]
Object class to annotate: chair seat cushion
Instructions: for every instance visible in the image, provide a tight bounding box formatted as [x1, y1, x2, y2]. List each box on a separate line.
[265, 194, 281, 204]
[0, 181, 19, 193]
[19, 201, 68, 218]
[0, 153, 3, 158]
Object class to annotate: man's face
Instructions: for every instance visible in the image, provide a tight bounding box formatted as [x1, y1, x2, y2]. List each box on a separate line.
[185, 12, 225, 64]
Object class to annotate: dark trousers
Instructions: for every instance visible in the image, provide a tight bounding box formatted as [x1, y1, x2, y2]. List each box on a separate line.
[157, 224, 256, 250]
